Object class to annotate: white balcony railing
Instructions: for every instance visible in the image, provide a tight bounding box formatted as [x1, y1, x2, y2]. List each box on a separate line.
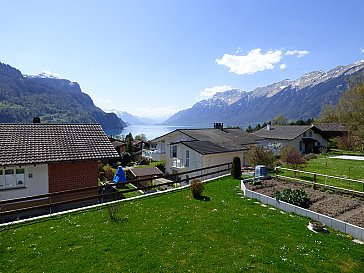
[142, 149, 165, 161]
[172, 158, 184, 168]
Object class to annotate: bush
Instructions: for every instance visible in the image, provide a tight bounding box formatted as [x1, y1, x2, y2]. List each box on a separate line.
[190, 179, 204, 199]
[274, 188, 310, 208]
[231, 156, 242, 179]
[103, 165, 115, 181]
[303, 153, 317, 161]
[280, 145, 306, 169]
[247, 146, 276, 170]
[155, 162, 166, 173]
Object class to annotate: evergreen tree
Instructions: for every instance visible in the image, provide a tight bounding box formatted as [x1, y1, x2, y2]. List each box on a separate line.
[231, 156, 242, 179]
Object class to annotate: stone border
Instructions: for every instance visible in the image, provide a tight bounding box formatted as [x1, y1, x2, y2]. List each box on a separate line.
[241, 179, 364, 241]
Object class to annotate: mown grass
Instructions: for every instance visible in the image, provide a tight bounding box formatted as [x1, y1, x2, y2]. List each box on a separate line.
[1, 177, 363, 272]
[279, 155, 364, 192]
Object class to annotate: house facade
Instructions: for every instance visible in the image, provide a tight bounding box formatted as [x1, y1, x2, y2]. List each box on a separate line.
[0, 123, 119, 202]
[253, 124, 328, 155]
[145, 126, 261, 182]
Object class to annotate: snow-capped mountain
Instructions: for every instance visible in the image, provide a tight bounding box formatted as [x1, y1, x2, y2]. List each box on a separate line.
[196, 89, 244, 107]
[163, 60, 364, 127]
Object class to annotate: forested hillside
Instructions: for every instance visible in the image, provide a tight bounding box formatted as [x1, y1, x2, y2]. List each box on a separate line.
[0, 62, 126, 129]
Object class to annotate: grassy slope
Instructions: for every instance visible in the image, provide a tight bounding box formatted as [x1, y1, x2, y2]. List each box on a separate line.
[1, 177, 363, 272]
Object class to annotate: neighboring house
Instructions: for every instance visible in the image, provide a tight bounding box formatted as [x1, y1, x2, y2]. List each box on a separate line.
[314, 123, 347, 140]
[0, 123, 119, 202]
[253, 124, 328, 155]
[108, 137, 126, 155]
[145, 124, 261, 181]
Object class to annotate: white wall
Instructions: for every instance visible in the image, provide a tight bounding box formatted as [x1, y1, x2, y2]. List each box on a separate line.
[0, 164, 49, 201]
[260, 129, 328, 155]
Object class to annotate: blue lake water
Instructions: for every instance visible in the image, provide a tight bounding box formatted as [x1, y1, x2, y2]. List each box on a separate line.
[105, 125, 197, 141]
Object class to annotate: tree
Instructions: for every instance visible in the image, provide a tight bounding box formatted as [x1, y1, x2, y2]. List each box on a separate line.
[135, 133, 147, 142]
[272, 115, 288, 125]
[247, 146, 276, 170]
[336, 81, 364, 152]
[231, 156, 242, 179]
[125, 133, 134, 156]
[319, 80, 364, 152]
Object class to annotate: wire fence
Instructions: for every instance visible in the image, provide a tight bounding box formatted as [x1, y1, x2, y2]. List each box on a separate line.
[0, 162, 231, 223]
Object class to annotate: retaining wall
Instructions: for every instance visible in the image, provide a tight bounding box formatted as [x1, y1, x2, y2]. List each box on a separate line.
[241, 180, 364, 241]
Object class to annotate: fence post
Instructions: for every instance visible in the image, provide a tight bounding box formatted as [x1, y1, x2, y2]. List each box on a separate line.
[313, 172, 317, 189]
[49, 195, 52, 215]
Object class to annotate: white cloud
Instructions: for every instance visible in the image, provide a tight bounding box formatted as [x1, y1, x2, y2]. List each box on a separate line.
[285, 50, 310, 58]
[361, 48, 364, 53]
[198, 85, 233, 100]
[216, 48, 310, 75]
[215, 48, 283, 75]
[280, 63, 287, 70]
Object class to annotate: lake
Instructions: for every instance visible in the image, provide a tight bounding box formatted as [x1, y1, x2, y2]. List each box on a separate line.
[105, 125, 197, 141]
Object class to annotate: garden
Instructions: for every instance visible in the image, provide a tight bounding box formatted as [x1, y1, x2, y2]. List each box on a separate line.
[1, 176, 363, 272]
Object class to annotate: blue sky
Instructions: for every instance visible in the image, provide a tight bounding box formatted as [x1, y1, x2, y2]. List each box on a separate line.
[1, 0, 364, 118]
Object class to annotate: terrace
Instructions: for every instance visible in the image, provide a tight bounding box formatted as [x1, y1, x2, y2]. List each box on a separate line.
[0, 176, 363, 272]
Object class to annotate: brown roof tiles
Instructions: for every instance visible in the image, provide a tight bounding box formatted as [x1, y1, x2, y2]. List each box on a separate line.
[0, 124, 119, 166]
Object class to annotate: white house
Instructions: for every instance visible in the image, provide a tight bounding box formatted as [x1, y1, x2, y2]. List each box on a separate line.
[145, 124, 261, 182]
[253, 124, 328, 155]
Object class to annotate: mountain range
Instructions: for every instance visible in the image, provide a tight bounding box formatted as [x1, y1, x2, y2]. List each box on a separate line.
[107, 109, 168, 125]
[0, 62, 126, 129]
[163, 60, 364, 127]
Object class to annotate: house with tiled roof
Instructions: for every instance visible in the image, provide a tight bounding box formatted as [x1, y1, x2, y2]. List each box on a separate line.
[0, 123, 119, 201]
[253, 123, 328, 155]
[145, 123, 261, 181]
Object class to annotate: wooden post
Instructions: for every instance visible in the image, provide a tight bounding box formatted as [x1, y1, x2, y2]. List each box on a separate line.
[313, 172, 317, 190]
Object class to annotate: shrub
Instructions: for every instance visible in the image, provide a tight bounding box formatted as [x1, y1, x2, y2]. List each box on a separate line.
[103, 166, 115, 181]
[190, 179, 204, 199]
[155, 162, 166, 173]
[280, 145, 306, 170]
[107, 203, 120, 221]
[303, 153, 317, 161]
[274, 188, 310, 208]
[231, 156, 242, 179]
[247, 146, 276, 170]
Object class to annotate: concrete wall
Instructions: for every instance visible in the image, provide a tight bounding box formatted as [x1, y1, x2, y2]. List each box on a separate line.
[0, 164, 49, 201]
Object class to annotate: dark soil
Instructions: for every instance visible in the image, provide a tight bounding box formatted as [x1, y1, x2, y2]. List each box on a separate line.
[245, 178, 364, 228]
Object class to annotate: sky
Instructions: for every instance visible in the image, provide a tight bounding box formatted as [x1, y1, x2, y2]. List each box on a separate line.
[1, 0, 364, 119]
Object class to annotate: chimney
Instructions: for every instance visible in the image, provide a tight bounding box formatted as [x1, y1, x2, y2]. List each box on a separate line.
[33, 117, 41, 124]
[214, 123, 224, 129]
[267, 121, 271, 130]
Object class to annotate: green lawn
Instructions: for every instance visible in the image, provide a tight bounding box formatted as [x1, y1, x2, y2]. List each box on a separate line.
[279, 155, 364, 192]
[1, 177, 363, 272]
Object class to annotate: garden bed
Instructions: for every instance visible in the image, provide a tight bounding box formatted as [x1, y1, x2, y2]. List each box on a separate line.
[245, 178, 364, 228]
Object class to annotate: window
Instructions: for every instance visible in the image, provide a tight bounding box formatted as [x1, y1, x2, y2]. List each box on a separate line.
[308, 131, 313, 137]
[185, 150, 190, 167]
[1, 168, 25, 189]
[303, 132, 307, 137]
[171, 146, 177, 158]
